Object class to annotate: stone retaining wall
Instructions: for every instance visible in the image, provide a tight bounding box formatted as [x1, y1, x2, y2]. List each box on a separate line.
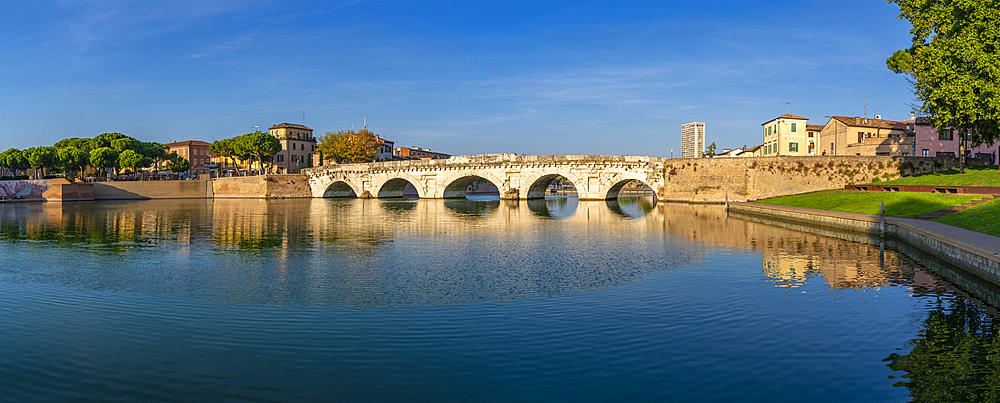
[212, 175, 312, 198]
[662, 156, 986, 202]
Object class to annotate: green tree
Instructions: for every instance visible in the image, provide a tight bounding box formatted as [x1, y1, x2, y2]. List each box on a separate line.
[705, 142, 717, 157]
[887, 0, 1000, 172]
[118, 149, 143, 175]
[169, 156, 191, 174]
[211, 138, 241, 171]
[24, 146, 57, 178]
[237, 132, 281, 174]
[91, 132, 130, 149]
[316, 128, 379, 164]
[89, 147, 119, 180]
[54, 137, 95, 152]
[111, 137, 139, 153]
[0, 148, 28, 177]
[57, 146, 89, 180]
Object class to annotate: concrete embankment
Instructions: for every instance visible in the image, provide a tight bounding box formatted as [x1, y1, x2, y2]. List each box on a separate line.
[94, 179, 214, 200]
[83, 175, 311, 200]
[728, 202, 1000, 286]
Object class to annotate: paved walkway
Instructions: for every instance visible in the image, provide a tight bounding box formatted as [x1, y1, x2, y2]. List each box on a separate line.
[890, 216, 1000, 259]
[745, 202, 1000, 253]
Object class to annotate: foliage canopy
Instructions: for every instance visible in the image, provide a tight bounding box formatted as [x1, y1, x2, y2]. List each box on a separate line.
[317, 129, 379, 164]
[887, 0, 1000, 149]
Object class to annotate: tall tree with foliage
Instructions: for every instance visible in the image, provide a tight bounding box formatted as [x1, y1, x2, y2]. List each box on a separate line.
[89, 147, 119, 180]
[237, 132, 281, 174]
[24, 146, 57, 178]
[0, 148, 28, 177]
[210, 138, 243, 171]
[317, 129, 379, 164]
[118, 150, 143, 175]
[887, 0, 1000, 172]
[169, 156, 191, 174]
[57, 146, 89, 180]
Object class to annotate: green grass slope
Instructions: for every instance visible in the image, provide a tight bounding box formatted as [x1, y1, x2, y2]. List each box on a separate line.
[878, 165, 1000, 187]
[933, 199, 1000, 237]
[756, 190, 984, 219]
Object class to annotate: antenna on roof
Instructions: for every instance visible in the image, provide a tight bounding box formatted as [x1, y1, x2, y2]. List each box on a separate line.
[863, 93, 869, 118]
[302, 114, 306, 125]
[786, 102, 789, 114]
[364, 117, 367, 130]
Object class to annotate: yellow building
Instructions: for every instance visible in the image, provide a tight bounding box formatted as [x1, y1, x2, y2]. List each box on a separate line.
[818, 116, 914, 156]
[760, 114, 811, 156]
[268, 123, 316, 174]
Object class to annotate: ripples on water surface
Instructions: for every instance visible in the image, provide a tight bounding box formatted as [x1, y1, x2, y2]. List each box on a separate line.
[1, 197, 999, 402]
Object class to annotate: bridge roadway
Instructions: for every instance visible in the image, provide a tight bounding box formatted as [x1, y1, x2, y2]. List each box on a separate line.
[301, 154, 666, 200]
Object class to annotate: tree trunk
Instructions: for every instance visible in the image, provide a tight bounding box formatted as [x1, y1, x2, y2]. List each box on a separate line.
[959, 130, 966, 174]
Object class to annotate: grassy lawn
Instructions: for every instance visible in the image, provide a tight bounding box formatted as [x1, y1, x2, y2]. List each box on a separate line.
[756, 190, 985, 218]
[877, 165, 1000, 187]
[933, 199, 1000, 237]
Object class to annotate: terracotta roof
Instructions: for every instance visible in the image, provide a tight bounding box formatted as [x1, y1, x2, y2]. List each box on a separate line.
[269, 123, 312, 131]
[830, 116, 909, 130]
[806, 124, 825, 132]
[165, 140, 211, 147]
[914, 116, 933, 125]
[761, 113, 808, 125]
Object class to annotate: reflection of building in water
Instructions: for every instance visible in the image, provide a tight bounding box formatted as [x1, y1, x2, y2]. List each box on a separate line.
[654, 203, 913, 290]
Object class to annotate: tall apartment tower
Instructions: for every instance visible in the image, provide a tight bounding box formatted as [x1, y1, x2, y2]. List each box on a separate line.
[681, 122, 706, 158]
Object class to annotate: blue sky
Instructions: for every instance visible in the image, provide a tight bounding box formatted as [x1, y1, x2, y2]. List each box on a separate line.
[1, 0, 916, 156]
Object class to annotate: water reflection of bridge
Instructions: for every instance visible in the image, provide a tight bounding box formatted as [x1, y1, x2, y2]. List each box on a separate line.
[5, 198, 964, 298]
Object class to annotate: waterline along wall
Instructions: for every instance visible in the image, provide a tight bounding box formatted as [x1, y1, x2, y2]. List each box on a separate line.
[728, 202, 1000, 287]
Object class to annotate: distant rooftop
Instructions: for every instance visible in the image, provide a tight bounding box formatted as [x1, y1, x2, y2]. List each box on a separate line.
[269, 123, 312, 131]
[762, 113, 808, 125]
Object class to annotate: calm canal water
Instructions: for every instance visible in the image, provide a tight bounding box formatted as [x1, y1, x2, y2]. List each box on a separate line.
[2, 197, 999, 402]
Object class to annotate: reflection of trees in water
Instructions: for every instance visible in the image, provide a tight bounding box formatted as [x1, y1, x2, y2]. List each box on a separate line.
[0, 201, 208, 252]
[609, 196, 656, 218]
[885, 297, 1000, 401]
[526, 197, 577, 218]
[443, 199, 500, 217]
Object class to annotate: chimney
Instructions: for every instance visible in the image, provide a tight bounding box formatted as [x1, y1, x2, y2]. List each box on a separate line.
[911, 111, 915, 121]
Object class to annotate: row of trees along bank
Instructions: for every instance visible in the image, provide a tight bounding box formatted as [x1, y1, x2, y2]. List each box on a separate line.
[0, 133, 189, 180]
[207, 129, 383, 174]
[209, 132, 281, 174]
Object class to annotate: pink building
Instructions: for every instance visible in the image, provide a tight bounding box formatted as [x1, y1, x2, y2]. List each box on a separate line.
[914, 117, 999, 164]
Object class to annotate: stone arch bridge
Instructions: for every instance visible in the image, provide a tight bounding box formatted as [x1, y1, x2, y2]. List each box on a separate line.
[301, 154, 667, 200]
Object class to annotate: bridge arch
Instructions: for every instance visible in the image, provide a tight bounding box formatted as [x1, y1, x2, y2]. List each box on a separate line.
[604, 178, 658, 201]
[523, 172, 585, 199]
[322, 180, 360, 198]
[441, 172, 505, 199]
[375, 174, 426, 198]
